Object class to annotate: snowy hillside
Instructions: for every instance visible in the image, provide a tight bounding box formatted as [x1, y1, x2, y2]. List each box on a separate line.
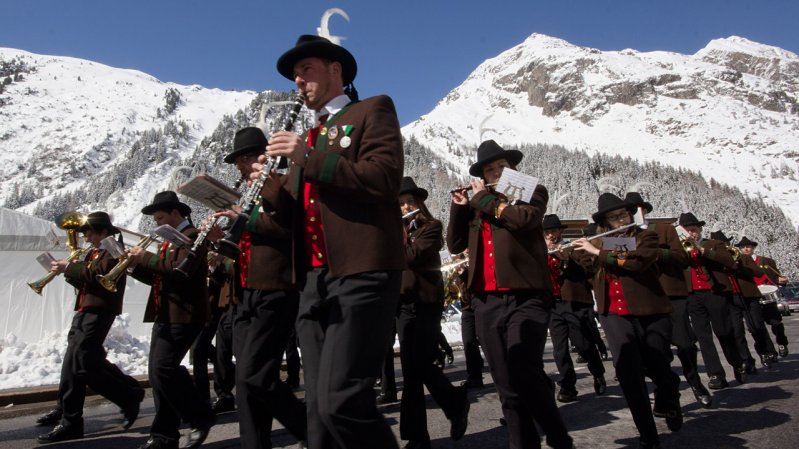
[402, 34, 799, 227]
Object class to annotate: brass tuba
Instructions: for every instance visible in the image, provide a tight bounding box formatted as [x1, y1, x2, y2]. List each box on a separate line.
[726, 244, 741, 262]
[28, 212, 88, 295]
[97, 235, 155, 292]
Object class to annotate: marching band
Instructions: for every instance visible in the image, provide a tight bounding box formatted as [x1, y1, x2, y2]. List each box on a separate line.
[26, 30, 795, 449]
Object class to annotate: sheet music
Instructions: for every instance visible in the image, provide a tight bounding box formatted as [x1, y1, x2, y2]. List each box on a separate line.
[439, 249, 453, 265]
[177, 175, 241, 210]
[35, 252, 56, 272]
[100, 236, 125, 258]
[153, 225, 191, 247]
[496, 168, 537, 204]
[602, 236, 637, 252]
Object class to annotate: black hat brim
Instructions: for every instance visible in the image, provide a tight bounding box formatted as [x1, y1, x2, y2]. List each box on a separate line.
[592, 203, 638, 224]
[680, 220, 706, 228]
[399, 187, 428, 202]
[141, 202, 192, 217]
[277, 40, 357, 85]
[223, 144, 264, 164]
[468, 149, 523, 177]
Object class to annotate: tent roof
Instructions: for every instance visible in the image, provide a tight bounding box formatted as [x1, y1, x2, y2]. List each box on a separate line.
[0, 208, 67, 252]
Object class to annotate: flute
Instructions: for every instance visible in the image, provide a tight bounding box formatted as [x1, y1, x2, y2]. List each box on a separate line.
[548, 222, 638, 254]
[449, 182, 498, 194]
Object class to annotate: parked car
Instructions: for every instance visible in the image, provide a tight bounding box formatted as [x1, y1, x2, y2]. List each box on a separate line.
[779, 282, 799, 314]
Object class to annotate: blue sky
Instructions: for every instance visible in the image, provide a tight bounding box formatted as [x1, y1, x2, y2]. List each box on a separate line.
[2, 0, 797, 126]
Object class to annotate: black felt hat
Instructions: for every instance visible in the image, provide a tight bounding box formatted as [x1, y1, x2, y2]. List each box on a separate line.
[591, 193, 637, 223]
[710, 230, 732, 242]
[623, 192, 653, 213]
[542, 214, 567, 230]
[78, 211, 119, 235]
[468, 140, 523, 177]
[277, 35, 357, 85]
[224, 127, 267, 164]
[736, 236, 759, 247]
[399, 176, 428, 201]
[678, 212, 706, 228]
[141, 191, 192, 217]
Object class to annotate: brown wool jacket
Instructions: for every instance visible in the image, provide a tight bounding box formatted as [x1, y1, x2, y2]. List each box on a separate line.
[550, 248, 594, 304]
[757, 256, 783, 285]
[131, 226, 210, 324]
[244, 202, 295, 291]
[447, 185, 552, 293]
[262, 95, 406, 282]
[574, 227, 671, 316]
[648, 222, 690, 297]
[401, 219, 445, 305]
[732, 254, 766, 299]
[64, 249, 125, 315]
[683, 239, 737, 294]
[208, 258, 238, 309]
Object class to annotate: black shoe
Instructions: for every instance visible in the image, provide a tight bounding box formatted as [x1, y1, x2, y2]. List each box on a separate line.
[185, 417, 215, 449]
[638, 439, 662, 449]
[461, 378, 484, 389]
[734, 366, 747, 384]
[450, 387, 470, 441]
[35, 408, 62, 426]
[743, 361, 757, 375]
[691, 385, 713, 408]
[569, 345, 578, 353]
[121, 388, 145, 429]
[211, 396, 236, 414]
[137, 437, 179, 449]
[575, 355, 587, 364]
[761, 352, 779, 368]
[446, 353, 455, 365]
[593, 376, 606, 395]
[37, 423, 83, 443]
[707, 375, 728, 390]
[600, 351, 609, 361]
[375, 377, 382, 387]
[557, 388, 578, 403]
[403, 440, 432, 449]
[376, 391, 398, 404]
[778, 344, 788, 357]
[499, 417, 507, 426]
[664, 407, 683, 432]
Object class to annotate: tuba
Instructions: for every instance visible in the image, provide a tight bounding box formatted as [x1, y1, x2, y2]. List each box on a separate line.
[726, 244, 741, 262]
[28, 212, 88, 295]
[97, 235, 155, 292]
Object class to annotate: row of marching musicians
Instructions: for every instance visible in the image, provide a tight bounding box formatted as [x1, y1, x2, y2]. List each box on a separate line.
[541, 190, 791, 449]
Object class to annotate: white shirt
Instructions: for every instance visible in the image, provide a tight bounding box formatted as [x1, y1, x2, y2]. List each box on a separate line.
[315, 94, 351, 125]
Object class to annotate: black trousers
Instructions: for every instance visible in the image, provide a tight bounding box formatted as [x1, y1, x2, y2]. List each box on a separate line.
[599, 313, 680, 446]
[60, 311, 142, 427]
[297, 268, 401, 449]
[460, 307, 484, 382]
[149, 323, 213, 442]
[729, 295, 776, 364]
[234, 289, 307, 449]
[397, 302, 465, 442]
[549, 300, 605, 392]
[214, 304, 236, 399]
[761, 302, 788, 346]
[285, 326, 301, 387]
[472, 291, 572, 449]
[687, 290, 743, 378]
[191, 307, 224, 401]
[668, 296, 703, 388]
[585, 310, 608, 355]
[380, 322, 398, 395]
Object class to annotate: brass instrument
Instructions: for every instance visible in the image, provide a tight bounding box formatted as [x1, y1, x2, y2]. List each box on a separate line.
[726, 244, 741, 262]
[759, 263, 784, 278]
[97, 235, 155, 292]
[680, 237, 700, 254]
[28, 212, 88, 295]
[441, 252, 469, 305]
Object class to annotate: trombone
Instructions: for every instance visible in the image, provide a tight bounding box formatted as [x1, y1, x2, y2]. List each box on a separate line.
[28, 212, 88, 295]
[96, 235, 156, 292]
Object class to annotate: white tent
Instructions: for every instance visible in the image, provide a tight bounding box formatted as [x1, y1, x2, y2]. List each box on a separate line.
[0, 208, 153, 344]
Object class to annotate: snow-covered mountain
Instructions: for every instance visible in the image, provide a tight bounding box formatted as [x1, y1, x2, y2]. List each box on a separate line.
[0, 48, 259, 229]
[402, 34, 799, 227]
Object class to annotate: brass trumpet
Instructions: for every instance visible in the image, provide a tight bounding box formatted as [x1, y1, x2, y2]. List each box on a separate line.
[97, 235, 155, 292]
[28, 212, 88, 295]
[726, 244, 742, 262]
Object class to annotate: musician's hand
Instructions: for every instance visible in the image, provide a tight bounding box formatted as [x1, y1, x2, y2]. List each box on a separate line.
[451, 189, 469, 206]
[127, 246, 147, 265]
[572, 238, 600, 256]
[50, 260, 68, 274]
[206, 224, 225, 243]
[212, 209, 238, 221]
[778, 276, 789, 285]
[470, 178, 486, 194]
[267, 131, 307, 167]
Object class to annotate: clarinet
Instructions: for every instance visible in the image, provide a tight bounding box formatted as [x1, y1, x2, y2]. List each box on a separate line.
[216, 92, 305, 259]
[175, 179, 244, 277]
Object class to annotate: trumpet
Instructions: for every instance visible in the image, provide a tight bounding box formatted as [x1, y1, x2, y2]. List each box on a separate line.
[681, 237, 700, 254]
[449, 182, 498, 194]
[759, 263, 784, 278]
[28, 212, 88, 295]
[726, 243, 741, 262]
[97, 235, 155, 292]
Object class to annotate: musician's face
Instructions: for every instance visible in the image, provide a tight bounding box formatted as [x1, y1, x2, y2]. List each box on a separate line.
[235, 153, 259, 177]
[399, 193, 418, 215]
[543, 228, 563, 243]
[293, 57, 344, 111]
[740, 244, 755, 256]
[683, 225, 702, 240]
[152, 209, 183, 228]
[605, 208, 631, 229]
[82, 229, 108, 248]
[482, 159, 512, 184]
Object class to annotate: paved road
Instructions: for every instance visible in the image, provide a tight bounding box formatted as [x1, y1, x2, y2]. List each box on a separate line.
[1, 314, 798, 448]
